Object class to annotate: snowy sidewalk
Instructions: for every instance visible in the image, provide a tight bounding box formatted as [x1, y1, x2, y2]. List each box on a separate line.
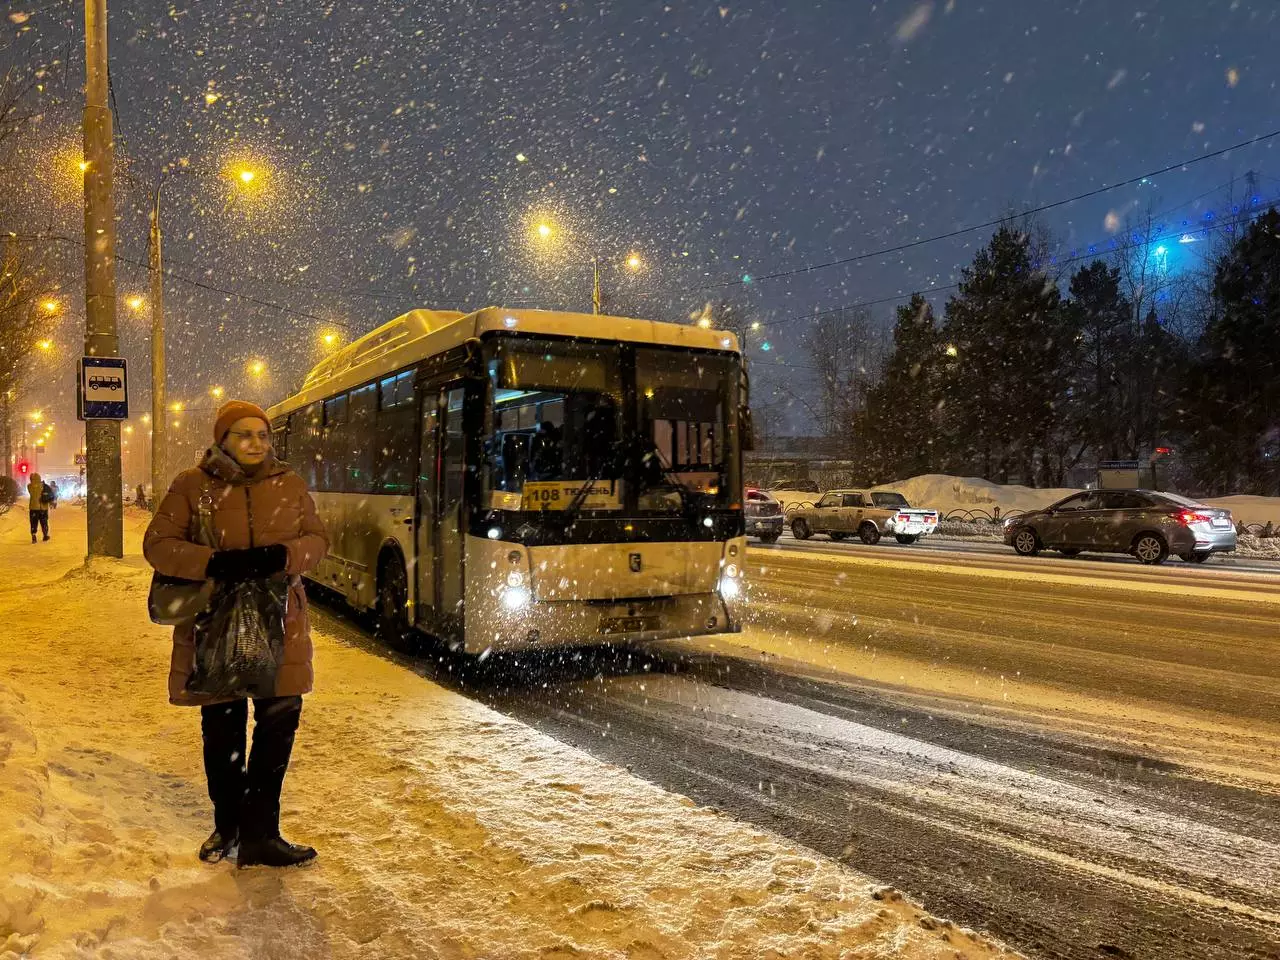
[0, 506, 1012, 960]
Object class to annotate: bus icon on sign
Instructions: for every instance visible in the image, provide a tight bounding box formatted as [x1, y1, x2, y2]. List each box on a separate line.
[78, 356, 129, 421]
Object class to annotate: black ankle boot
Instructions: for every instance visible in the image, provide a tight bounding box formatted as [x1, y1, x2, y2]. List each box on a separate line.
[236, 835, 317, 868]
[198, 828, 239, 863]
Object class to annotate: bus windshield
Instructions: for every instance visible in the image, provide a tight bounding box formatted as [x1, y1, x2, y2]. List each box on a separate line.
[485, 337, 739, 514]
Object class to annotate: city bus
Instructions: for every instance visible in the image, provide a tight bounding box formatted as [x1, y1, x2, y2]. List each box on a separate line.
[266, 306, 747, 655]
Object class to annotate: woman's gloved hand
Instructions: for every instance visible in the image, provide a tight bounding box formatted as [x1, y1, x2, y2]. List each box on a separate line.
[205, 544, 289, 582]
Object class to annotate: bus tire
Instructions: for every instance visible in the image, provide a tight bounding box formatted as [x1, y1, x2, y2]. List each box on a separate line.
[376, 550, 415, 653]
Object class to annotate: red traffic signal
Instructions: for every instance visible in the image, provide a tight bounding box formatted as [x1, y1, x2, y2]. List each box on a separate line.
[16, 459, 31, 476]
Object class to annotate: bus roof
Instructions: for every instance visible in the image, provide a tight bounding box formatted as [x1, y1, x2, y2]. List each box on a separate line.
[268, 306, 741, 419]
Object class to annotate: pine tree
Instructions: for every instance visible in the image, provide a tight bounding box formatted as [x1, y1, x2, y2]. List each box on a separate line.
[1066, 261, 1129, 461]
[937, 226, 1069, 483]
[854, 294, 939, 481]
[1187, 208, 1280, 494]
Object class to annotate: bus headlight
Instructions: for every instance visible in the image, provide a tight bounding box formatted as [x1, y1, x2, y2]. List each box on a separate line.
[500, 586, 531, 612]
[719, 576, 741, 600]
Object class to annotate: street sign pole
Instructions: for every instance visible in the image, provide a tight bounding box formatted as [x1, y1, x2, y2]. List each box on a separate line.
[82, 0, 123, 557]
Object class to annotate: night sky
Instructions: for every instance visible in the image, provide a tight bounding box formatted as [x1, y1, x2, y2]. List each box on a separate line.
[6, 0, 1279, 465]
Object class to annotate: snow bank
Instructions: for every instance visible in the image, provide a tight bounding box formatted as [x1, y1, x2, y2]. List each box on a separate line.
[870, 475, 1076, 517]
[0, 507, 1012, 959]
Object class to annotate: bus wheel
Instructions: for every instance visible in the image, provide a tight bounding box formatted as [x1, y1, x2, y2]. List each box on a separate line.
[376, 552, 415, 653]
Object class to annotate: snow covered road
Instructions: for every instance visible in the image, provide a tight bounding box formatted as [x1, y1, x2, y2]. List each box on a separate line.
[0, 507, 1010, 960]
[454, 547, 1280, 960]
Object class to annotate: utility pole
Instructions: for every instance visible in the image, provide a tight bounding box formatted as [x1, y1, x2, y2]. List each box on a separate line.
[149, 181, 165, 511]
[82, 0, 123, 557]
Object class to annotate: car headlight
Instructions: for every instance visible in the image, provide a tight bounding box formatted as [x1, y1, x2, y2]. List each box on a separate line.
[500, 586, 531, 612]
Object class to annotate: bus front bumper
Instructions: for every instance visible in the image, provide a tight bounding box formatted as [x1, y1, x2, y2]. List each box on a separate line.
[464, 590, 741, 654]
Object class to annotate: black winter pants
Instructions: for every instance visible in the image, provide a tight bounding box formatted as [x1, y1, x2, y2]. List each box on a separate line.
[200, 695, 302, 842]
[29, 510, 48, 540]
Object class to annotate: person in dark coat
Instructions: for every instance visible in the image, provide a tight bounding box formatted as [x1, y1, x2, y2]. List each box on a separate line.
[27, 473, 50, 543]
[144, 400, 328, 868]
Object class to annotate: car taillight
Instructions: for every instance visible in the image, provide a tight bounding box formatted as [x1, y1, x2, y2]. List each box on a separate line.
[897, 514, 910, 522]
[1179, 510, 1211, 525]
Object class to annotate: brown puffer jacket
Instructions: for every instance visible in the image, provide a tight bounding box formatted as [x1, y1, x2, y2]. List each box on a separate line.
[143, 446, 328, 706]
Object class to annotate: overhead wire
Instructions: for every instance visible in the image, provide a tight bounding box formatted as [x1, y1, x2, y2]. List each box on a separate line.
[703, 127, 1280, 292]
[750, 185, 1280, 336]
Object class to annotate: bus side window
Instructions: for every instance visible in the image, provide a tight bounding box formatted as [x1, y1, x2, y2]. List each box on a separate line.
[376, 371, 417, 495]
[290, 402, 323, 490]
[322, 393, 349, 493]
[347, 382, 376, 494]
[271, 419, 289, 462]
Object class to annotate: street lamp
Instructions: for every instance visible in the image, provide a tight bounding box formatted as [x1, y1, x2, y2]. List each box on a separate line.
[531, 220, 641, 315]
[247, 359, 266, 377]
[210, 385, 224, 400]
[148, 161, 265, 509]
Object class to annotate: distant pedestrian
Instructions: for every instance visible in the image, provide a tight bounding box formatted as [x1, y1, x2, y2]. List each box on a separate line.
[27, 472, 50, 543]
[136, 482, 148, 509]
[143, 400, 328, 869]
[48, 480, 59, 509]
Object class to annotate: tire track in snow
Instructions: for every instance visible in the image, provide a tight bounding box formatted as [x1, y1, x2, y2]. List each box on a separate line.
[483, 660, 1280, 960]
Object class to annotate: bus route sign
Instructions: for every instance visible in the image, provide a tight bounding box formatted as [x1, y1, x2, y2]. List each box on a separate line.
[77, 356, 129, 421]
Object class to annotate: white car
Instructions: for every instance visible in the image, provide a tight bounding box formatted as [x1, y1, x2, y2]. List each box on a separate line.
[789, 489, 940, 545]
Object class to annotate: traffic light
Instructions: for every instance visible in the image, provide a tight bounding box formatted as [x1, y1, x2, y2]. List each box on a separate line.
[16, 459, 31, 477]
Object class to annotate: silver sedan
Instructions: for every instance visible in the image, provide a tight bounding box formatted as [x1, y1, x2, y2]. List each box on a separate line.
[1003, 489, 1236, 565]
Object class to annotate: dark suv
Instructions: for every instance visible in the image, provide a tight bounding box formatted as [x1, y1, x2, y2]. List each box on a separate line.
[1003, 489, 1236, 565]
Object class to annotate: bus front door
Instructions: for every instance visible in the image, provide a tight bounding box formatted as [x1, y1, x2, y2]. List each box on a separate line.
[417, 386, 467, 635]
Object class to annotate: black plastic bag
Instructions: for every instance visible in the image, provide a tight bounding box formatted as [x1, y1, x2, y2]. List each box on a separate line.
[186, 577, 289, 699]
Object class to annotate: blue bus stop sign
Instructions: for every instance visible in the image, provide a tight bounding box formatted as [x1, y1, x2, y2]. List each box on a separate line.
[78, 356, 129, 420]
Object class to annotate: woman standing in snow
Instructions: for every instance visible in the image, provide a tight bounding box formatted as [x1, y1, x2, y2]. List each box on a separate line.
[144, 400, 328, 868]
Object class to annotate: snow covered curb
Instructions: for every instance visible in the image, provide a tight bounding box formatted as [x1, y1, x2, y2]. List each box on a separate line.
[0, 510, 1016, 960]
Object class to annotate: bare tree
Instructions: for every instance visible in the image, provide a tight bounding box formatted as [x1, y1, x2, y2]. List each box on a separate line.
[0, 50, 54, 482]
[805, 307, 881, 453]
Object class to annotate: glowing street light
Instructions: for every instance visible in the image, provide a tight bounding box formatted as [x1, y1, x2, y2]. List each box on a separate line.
[238, 169, 256, 185]
[210, 385, 224, 400]
[41, 299, 60, 315]
[530, 218, 643, 314]
[38, 340, 53, 352]
[248, 359, 266, 377]
[945, 344, 959, 357]
[170, 401, 184, 413]
[126, 294, 145, 311]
